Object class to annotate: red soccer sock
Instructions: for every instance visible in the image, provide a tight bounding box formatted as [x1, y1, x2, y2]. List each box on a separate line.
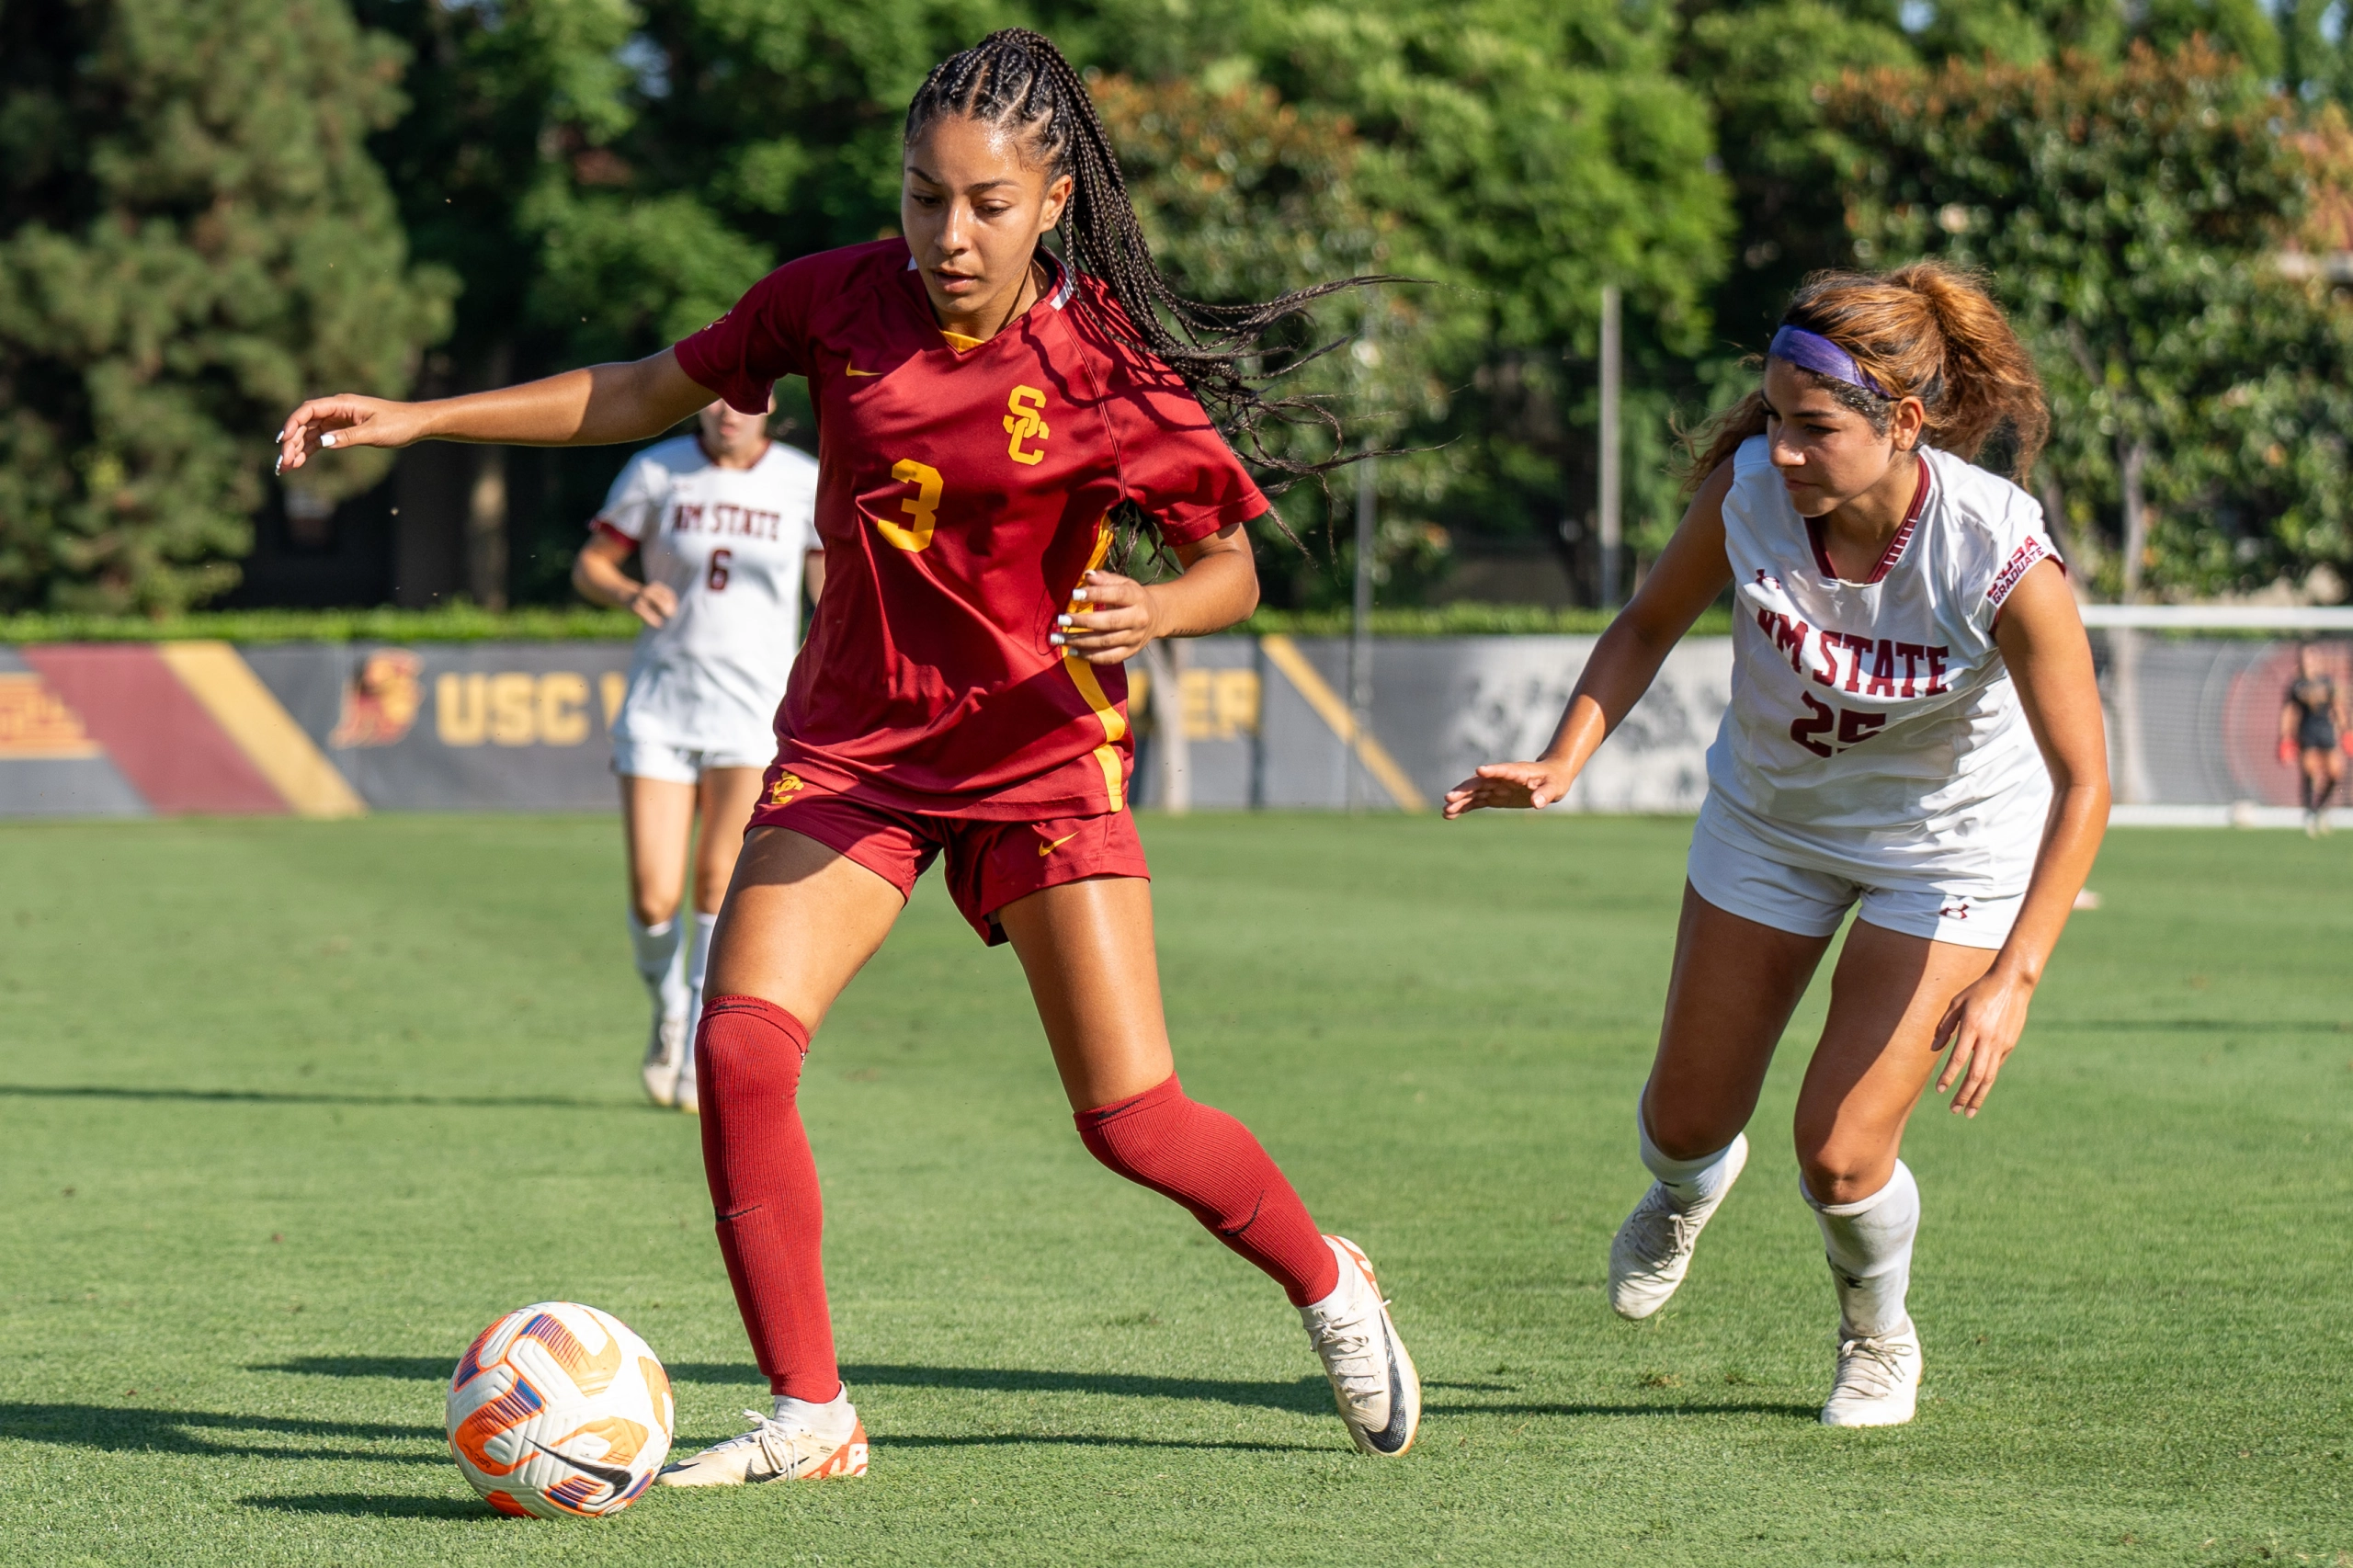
[1074, 1075, 1341, 1307]
[696, 995, 838, 1402]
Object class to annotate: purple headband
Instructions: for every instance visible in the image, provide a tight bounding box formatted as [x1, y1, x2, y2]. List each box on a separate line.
[1769, 324, 1889, 397]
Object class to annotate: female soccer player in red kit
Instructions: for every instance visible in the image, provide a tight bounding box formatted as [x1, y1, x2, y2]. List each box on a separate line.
[277, 30, 1417, 1478]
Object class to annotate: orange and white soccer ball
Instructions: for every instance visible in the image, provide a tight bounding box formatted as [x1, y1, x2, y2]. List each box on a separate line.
[446, 1301, 675, 1517]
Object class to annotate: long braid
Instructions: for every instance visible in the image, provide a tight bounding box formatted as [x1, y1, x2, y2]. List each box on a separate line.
[905, 29, 1390, 503]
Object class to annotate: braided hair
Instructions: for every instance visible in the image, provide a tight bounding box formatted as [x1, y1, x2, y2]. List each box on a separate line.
[904, 29, 1388, 508]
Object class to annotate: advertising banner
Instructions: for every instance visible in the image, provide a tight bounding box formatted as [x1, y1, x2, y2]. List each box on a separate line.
[6, 632, 2332, 821]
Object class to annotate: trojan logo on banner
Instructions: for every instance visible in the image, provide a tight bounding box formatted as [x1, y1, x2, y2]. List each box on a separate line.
[0, 642, 637, 817]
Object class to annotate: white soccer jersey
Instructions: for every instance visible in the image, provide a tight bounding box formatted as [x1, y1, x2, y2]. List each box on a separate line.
[595, 434, 821, 758]
[1701, 437, 2060, 894]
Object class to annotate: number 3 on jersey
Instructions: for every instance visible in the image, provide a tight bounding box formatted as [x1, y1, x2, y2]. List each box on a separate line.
[1791, 693, 1887, 758]
[879, 459, 942, 551]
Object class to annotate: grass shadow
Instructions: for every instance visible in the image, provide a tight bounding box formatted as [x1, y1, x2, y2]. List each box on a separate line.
[0, 1084, 629, 1112]
[259, 1355, 764, 1386]
[838, 1363, 1332, 1415]
[874, 1431, 1329, 1454]
[0, 1402, 443, 1461]
[241, 1494, 493, 1520]
[1425, 1400, 1818, 1421]
[261, 1358, 1335, 1415]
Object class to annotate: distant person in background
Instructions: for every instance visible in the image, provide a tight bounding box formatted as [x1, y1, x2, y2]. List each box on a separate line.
[2279, 643, 2348, 837]
[572, 395, 822, 1111]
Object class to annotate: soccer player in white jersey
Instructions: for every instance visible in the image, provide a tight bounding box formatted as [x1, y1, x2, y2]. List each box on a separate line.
[1446, 263, 2110, 1427]
[572, 395, 822, 1112]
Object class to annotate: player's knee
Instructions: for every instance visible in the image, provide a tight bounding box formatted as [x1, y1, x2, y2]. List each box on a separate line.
[1794, 1133, 1884, 1207]
[631, 886, 683, 928]
[1073, 1075, 1188, 1182]
[695, 996, 811, 1108]
[1645, 1100, 1743, 1164]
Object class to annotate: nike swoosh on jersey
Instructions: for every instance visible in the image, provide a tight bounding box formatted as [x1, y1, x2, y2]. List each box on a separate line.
[1037, 833, 1080, 857]
[844, 366, 882, 377]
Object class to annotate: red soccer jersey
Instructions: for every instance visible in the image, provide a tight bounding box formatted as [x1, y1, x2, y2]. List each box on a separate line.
[674, 239, 1267, 818]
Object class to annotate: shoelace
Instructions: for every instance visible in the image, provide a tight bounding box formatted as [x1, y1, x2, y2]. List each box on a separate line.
[1832, 1336, 1909, 1400]
[696, 1410, 822, 1476]
[1308, 1302, 1390, 1409]
[1624, 1191, 1702, 1277]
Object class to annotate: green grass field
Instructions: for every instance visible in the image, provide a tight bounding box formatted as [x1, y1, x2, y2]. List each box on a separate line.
[0, 813, 2346, 1566]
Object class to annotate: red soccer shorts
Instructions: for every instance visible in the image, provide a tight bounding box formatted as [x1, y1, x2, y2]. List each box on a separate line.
[745, 767, 1149, 944]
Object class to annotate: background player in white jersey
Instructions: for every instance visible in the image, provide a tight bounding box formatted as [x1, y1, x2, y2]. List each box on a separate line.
[572, 394, 821, 1112]
[1446, 263, 2110, 1427]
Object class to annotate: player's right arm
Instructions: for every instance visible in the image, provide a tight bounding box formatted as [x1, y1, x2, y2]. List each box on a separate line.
[1444, 460, 1735, 817]
[573, 530, 675, 629]
[275, 349, 713, 476]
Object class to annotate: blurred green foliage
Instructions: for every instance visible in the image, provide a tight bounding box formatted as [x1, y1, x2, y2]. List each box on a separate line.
[0, 0, 452, 612]
[5, 0, 2353, 613]
[1835, 39, 2353, 598]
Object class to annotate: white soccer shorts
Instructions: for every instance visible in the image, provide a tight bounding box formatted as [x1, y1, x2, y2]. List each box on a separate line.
[610, 737, 775, 784]
[1686, 819, 2020, 950]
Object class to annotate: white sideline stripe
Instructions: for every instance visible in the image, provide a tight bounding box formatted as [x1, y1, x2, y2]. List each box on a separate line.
[2079, 605, 2353, 630]
[2109, 803, 2353, 829]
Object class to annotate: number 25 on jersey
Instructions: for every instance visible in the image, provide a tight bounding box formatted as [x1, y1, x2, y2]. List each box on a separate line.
[1790, 694, 1886, 758]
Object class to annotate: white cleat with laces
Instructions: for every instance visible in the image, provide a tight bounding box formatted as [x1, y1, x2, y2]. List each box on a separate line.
[642, 1014, 688, 1108]
[656, 1402, 869, 1486]
[1820, 1324, 1922, 1427]
[1608, 1132, 1748, 1320]
[1301, 1235, 1420, 1457]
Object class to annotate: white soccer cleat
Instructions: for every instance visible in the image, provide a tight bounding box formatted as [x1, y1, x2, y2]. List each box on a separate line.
[1820, 1324, 1922, 1427]
[1608, 1132, 1749, 1320]
[655, 1406, 869, 1486]
[641, 1015, 688, 1108]
[1301, 1235, 1420, 1457]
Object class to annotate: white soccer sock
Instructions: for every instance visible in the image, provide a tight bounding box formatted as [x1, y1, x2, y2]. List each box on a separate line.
[629, 913, 688, 1021]
[1639, 1108, 1739, 1209]
[1806, 1160, 1920, 1339]
[686, 911, 718, 1029]
[673, 912, 720, 1103]
[772, 1385, 854, 1440]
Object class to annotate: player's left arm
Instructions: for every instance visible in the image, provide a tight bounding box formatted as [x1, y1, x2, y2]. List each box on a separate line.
[1054, 521, 1256, 665]
[1934, 557, 2111, 1118]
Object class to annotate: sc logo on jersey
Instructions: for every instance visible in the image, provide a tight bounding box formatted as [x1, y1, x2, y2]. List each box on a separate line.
[1004, 386, 1050, 465]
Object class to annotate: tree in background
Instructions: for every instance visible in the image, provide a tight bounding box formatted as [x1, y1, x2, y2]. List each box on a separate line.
[353, 0, 1012, 603]
[1089, 74, 1453, 602]
[348, 0, 1731, 608]
[1834, 39, 2353, 600]
[1243, 0, 1731, 597]
[10, 0, 2345, 612]
[0, 0, 450, 612]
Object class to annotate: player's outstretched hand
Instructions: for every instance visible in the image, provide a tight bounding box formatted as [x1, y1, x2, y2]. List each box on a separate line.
[1442, 761, 1574, 818]
[1931, 965, 2033, 1118]
[1052, 570, 1159, 665]
[276, 395, 428, 476]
